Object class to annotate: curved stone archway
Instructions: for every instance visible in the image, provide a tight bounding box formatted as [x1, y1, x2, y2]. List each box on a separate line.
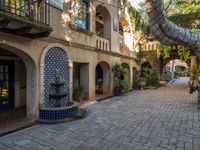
[95, 61, 111, 98]
[0, 43, 37, 119]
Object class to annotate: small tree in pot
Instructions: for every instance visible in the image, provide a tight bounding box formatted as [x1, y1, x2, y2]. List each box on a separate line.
[112, 63, 128, 95]
[73, 85, 86, 103]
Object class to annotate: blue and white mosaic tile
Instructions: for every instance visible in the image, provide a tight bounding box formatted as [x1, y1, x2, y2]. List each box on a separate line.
[44, 47, 70, 108]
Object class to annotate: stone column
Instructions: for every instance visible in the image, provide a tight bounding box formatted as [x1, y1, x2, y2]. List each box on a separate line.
[69, 61, 73, 101]
[190, 56, 198, 80]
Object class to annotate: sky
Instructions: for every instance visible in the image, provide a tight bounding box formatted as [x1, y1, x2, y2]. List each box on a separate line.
[128, 0, 144, 9]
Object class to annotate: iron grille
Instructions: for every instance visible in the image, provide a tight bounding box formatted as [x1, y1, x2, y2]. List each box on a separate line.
[0, 0, 50, 26]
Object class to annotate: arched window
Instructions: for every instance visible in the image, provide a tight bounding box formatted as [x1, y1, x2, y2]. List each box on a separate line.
[74, 0, 89, 30]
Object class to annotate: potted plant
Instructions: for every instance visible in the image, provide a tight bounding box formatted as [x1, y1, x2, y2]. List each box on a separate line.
[137, 77, 146, 90]
[189, 67, 200, 104]
[112, 63, 128, 95]
[119, 80, 129, 93]
[73, 85, 86, 102]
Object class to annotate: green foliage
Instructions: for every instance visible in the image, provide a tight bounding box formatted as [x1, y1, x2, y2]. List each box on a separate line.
[134, 68, 159, 88]
[175, 68, 183, 77]
[112, 63, 129, 94]
[190, 66, 200, 81]
[153, 83, 161, 88]
[73, 0, 88, 21]
[119, 80, 129, 93]
[149, 69, 159, 85]
[164, 0, 200, 15]
[160, 74, 171, 82]
[177, 45, 190, 61]
[141, 67, 159, 86]
[157, 43, 171, 59]
[73, 85, 86, 102]
[112, 63, 127, 88]
[157, 42, 190, 61]
[164, 0, 200, 30]
[126, 1, 148, 33]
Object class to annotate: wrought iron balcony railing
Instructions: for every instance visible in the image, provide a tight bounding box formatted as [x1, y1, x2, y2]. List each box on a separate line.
[0, 0, 50, 26]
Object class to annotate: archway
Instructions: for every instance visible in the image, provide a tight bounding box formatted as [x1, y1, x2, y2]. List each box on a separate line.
[95, 62, 111, 98]
[0, 44, 37, 134]
[163, 59, 189, 83]
[95, 5, 111, 40]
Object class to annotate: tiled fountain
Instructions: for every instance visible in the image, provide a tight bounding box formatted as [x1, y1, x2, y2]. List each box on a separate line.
[39, 47, 84, 123]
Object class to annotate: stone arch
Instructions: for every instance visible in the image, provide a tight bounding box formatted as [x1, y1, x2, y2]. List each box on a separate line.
[40, 44, 73, 107]
[95, 5, 111, 40]
[0, 43, 37, 119]
[95, 61, 111, 97]
[163, 59, 189, 80]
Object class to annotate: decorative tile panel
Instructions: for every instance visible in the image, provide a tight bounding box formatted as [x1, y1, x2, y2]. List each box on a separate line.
[44, 47, 70, 107]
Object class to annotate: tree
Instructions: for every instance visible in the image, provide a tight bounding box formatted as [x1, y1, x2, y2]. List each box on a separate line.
[145, 0, 200, 58]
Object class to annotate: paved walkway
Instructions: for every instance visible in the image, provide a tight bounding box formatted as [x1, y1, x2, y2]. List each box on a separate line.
[0, 86, 200, 150]
[169, 77, 190, 85]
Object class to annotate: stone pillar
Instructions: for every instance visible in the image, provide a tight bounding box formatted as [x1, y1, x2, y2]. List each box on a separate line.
[69, 61, 73, 101]
[190, 56, 198, 80]
[171, 60, 175, 79]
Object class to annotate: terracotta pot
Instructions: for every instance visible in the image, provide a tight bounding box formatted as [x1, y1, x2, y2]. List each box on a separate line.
[138, 81, 146, 90]
[114, 87, 122, 96]
[159, 80, 167, 86]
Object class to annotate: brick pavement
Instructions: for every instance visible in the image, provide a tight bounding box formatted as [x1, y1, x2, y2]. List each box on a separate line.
[0, 86, 200, 150]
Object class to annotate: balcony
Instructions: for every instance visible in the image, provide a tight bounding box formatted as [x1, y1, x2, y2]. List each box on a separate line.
[0, 0, 52, 38]
[96, 36, 110, 51]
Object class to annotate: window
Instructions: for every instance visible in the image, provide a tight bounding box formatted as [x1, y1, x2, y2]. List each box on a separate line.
[74, 0, 89, 30]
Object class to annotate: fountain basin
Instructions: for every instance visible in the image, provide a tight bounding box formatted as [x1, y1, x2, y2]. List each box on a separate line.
[39, 101, 79, 122]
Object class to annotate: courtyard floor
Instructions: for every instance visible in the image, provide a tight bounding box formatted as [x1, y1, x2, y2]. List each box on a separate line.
[0, 85, 200, 150]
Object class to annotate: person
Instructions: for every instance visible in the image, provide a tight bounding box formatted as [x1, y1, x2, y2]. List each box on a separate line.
[0, 81, 8, 104]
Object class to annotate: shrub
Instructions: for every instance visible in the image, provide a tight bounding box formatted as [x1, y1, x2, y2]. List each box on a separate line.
[112, 63, 128, 95]
[73, 85, 86, 102]
[119, 80, 129, 93]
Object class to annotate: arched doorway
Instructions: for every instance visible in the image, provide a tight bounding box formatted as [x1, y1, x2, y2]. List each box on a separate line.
[0, 44, 37, 134]
[96, 5, 111, 40]
[95, 62, 111, 99]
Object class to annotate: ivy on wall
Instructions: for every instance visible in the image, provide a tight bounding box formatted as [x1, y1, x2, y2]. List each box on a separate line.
[139, 50, 160, 73]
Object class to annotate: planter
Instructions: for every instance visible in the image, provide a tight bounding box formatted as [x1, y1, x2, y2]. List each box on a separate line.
[159, 80, 167, 86]
[138, 81, 146, 90]
[39, 101, 80, 123]
[114, 87, 122, 96]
